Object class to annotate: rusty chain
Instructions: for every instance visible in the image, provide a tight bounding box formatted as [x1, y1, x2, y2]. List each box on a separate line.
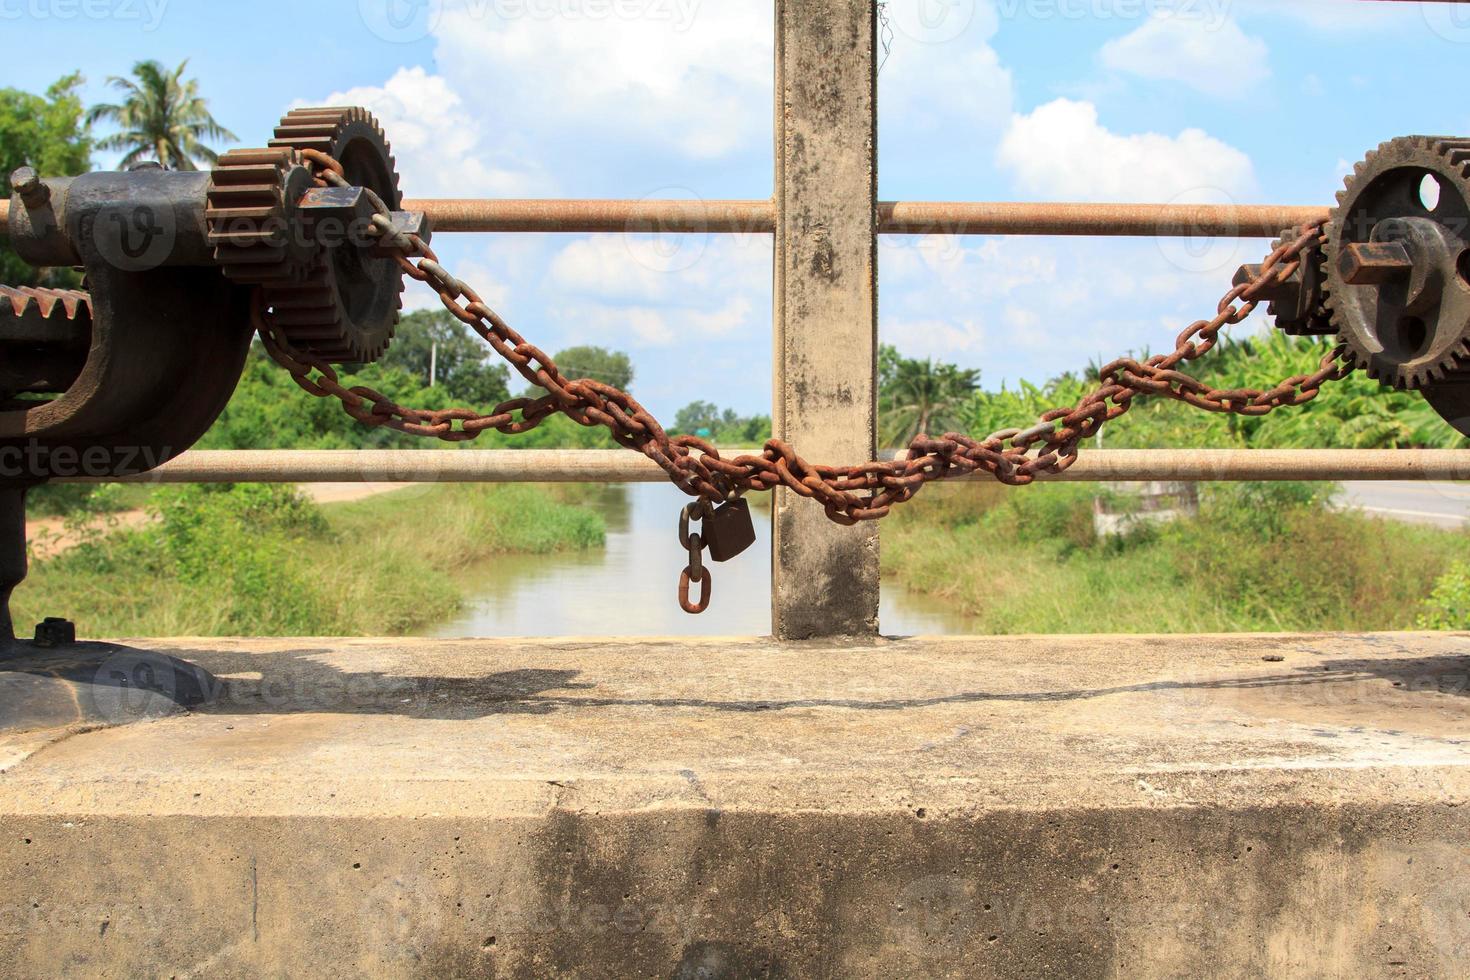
[677, 500, 714, 614]
[253, 153, 1351, 606]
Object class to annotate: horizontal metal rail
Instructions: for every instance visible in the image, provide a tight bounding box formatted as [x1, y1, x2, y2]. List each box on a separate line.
[408, 199, 1327, 238]
[57, 449, 1470, 485]
[0, 199, 1328, 240]
[878, 202, 1327, 238]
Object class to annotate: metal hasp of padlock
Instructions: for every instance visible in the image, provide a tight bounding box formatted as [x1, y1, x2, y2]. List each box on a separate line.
[0, 106, 423, 647]
[1241, 136, 1470, 434]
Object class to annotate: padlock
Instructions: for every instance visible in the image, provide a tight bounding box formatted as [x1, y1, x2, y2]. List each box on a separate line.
[703, 498, 757, 563]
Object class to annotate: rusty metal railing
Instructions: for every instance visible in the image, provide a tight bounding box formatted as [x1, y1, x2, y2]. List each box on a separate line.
[58, 449, 1470, 486]
[6, 0, 1460, 639]
[0, 198, 1328, 239]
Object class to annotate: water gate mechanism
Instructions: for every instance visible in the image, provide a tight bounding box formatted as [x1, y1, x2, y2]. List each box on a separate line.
[3, 109, 1470, 638]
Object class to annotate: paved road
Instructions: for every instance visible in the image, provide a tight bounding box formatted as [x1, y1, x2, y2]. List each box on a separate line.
[1338, 481, 1470, 528]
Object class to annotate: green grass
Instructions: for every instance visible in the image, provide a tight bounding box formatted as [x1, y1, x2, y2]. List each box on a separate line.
[25, 482, 154, 518]
[12, 483, 604, 637]
[881, 481, 1470, 634]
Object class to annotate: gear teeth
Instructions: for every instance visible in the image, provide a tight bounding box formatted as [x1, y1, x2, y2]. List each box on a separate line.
[260, 106, 404, 364]
[0, 285, 90, 323]
[269, 107, 401, 208]
[1262, 227, 1334, 336]
[1325, 135, 1470, 390]
[207, 148, 312, 286]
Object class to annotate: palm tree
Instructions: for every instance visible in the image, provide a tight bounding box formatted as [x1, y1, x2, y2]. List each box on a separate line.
[878, 347, 982, 447]
[86, 60, 235, 170]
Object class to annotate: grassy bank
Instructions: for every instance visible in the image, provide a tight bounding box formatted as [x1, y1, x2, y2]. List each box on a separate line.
[881, 481, 1470, 634]
[13, 483, 604, 637]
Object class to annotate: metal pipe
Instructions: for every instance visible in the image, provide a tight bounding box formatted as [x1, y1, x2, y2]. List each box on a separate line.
[879, 202, 1329, 238]
[58, 449, 1470, 485]
[0, 196, 1327, 240]
[406, 198, 774, 234]
[404, 198, 1327, 238]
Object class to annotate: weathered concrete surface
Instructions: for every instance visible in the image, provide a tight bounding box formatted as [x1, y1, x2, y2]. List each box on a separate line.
[2, 631, 1470, 977]
[772, 0, 880, 639]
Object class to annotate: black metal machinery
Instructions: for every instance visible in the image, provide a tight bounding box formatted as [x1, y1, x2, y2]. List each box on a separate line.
[1243, 136, 1470, 432]
[0, 106, 424, 645]
[3, 124, 1470, 646]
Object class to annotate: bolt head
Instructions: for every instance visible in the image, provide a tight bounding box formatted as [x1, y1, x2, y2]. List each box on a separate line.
[9, 166, 39, 194]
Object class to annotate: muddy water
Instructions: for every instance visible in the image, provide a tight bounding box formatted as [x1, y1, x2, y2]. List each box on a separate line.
[430, 483, 981, 637]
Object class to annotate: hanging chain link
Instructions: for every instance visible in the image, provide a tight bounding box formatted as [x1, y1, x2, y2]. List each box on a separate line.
[677, 500, 714, 615]
[254, 153, 1352, 607]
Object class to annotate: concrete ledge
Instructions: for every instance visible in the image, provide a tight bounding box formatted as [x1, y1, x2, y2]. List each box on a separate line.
[1, 632, 1469, 976]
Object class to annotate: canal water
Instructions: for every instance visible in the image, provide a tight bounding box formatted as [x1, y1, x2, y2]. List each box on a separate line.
[430, 483, 981, 637]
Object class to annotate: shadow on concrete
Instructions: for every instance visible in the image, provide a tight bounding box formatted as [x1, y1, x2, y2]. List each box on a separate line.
[0, 640, 219, 733]
[3, 634, 1466, 731]
[0, 635, 1460, 728]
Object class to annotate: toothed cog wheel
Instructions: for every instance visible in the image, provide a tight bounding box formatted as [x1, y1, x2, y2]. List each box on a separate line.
[1324, 136, 1470, 391]
[206, 148, 318, 285]
[208, 106, 406, 363]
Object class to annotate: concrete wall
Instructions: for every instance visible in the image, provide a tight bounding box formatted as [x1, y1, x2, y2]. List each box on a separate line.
[3, 804, 1466, 977]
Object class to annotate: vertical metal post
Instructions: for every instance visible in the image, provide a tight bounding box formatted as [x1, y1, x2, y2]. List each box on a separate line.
[0, 486, 27, 645]
[771, 0, 880, 640]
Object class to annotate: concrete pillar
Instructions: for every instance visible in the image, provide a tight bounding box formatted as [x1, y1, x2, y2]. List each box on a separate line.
[771, 0, 880, 640]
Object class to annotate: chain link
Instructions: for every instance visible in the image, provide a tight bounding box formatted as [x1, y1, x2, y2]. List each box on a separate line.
[256, 155, 1351, 529]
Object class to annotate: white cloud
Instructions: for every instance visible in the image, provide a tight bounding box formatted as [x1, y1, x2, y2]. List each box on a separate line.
[430, 3, 772, 162]
[549, 235, 683, 301]
[549, 232, 768, 299]
[1100, 14, 1268, 97]
[554, 295, 758, 349]
[547, 234, 769, 348]
[884, 316, 990, 362]
[880, 1, 1014, 133]
[315, 67, 551, 198]
[996, 98, 1256, 201]
[880, 234, 1272, 388]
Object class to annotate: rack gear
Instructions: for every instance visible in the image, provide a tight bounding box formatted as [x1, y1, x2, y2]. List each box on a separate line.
[1324, 136, 1470, 393]
[258, 107, 407, 363]
[0, 286, 91, 402]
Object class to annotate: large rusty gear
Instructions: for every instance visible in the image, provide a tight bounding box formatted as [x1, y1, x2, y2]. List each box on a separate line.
[1324, 136, 1470, 389]
[260, 107, 405, 363]
[205, 147, 318, 285]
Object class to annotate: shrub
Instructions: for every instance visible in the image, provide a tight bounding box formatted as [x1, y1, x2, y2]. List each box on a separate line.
[1419, 561, 1470, 631]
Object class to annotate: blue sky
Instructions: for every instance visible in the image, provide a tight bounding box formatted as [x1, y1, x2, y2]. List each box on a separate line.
[7, 0, 1470, 422]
